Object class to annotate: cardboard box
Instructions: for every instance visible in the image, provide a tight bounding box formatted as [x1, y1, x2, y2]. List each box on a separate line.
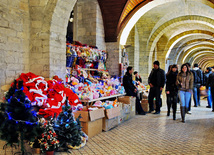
[74, 106, 105, 122]
[141, 99, 149, 112]
[118, 96, 136, 105]
[102, 116, 118, 131]
[81, 119, 102, 138]
[105, 107, 120, 119]
[74, 106, 105, 138]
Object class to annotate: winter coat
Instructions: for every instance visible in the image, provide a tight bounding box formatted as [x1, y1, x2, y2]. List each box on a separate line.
[176, 72, 194, 91]
[192, 67, 203, 87]
[123, 72, 136, 96]
[206, 72, 214, 89]
[166, 71, 178, 95]
[204, 71, 212, 86]
[148, 68, 166, 88]
[135, 76, 142, 83]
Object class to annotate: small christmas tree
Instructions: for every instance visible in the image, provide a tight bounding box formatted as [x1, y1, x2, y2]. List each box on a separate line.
[40, 119, 59, 153]
[54, 105, 86, 151]
[0, 80, 40, 154]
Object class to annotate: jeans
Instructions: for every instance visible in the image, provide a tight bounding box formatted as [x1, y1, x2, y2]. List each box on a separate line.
[193, 86, 200, 106]
[207, 87, 212, 107]
[178, 90, 191, 109]
[148, 87, 162, 112]
[211, 87, 214, 111]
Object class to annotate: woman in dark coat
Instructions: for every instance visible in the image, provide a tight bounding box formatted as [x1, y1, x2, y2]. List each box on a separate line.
[166, 64, 178, 120]
[123, 66, 146, 115]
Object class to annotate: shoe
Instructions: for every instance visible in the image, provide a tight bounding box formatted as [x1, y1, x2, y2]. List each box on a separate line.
[187, 111, 191, 114]
[153, 111, 160, 114]
[212, 110, 214, 112]
[167, 111, 170, 116]
[138, 112, 146, 115]
[194, 105, 197, 107]
[181, 120, 185, 123]
[206, 106, 211, 108]
[148, 110, 153, 113]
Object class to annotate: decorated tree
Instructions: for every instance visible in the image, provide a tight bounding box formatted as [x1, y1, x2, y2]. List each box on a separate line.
[0, 80, 40, 154]
[54, 105, 87, 151]
[40, 119, 59, 153]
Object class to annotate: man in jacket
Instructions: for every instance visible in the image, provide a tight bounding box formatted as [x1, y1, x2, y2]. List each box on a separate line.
[192, 63, 203, 107]
[123, 66, 146, 115]
[204, 67, 212, 108]
[148, 61, 166, 114]
[206, 66, 214, 112]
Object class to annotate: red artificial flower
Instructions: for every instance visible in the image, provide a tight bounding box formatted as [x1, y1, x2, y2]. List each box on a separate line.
[47, 135, 50, 140]
[49, 131, 52, 134]
[53, 133, 56, 137]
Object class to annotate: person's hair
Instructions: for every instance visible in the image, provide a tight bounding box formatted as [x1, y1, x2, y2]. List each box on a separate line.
[185, 62, 191, 68]
[166, 64, 178, 75]
[134, 71, 138, 75]
[207, 67, 212, 72]
[180, 64, 190, 75]
[194, 63, 199, 67]
[153, 60, 160, 66]
[127, 66, 133, 73]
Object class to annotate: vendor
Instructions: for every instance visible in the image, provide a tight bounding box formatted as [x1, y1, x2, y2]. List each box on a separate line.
[123, 66, 146, 115]
[134, 71, 142, 83]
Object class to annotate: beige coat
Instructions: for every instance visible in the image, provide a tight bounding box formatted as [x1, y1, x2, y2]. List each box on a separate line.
[176, 71, 194, 91]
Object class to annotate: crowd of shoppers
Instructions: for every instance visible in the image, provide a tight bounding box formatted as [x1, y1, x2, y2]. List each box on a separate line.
[123, 61, 214, 123]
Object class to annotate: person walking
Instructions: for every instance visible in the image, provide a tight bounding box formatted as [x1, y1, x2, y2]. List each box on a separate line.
[148, 61, 166, 114]
[166, 64, 178, 120]
[123, 66, 146, 115]
[176, 64, 194, 123]
[192, 63, 203, 107]
[204, 67, 212, 108]
[206, 66, 214, 112]
[185, 63, 193, 114]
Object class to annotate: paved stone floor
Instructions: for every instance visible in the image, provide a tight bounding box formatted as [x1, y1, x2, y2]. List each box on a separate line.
[1, 98, 214, 155]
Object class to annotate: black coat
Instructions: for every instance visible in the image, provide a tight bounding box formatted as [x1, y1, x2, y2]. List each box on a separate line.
[148, 68, 166, 88]
[206, 72, 214, 89]
[204, 71, 212, 86]
[135, 76, 142, 83]
[166, 71, 178, 95]
[123, 72, 136, 96]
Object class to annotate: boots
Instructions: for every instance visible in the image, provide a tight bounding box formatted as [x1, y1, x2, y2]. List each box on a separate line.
[180, 106, 186, 123]
[173, 111, 176, 120]
[167, 110, 170, 116]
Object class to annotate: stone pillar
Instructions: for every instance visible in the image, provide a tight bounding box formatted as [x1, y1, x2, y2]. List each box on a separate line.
[0, 0, 30, 100]
[106, 42, 120, 76]
[73, 0, 106, 50]
[134, 26, 140, 72]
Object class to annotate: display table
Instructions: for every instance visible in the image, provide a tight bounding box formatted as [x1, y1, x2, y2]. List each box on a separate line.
[80, 94, 126, 105]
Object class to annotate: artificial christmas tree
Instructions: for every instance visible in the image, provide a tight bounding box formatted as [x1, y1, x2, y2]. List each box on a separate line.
[0, 80, 40, 155]
[54, 105, 87, 151]
[40, 119, 59, 154]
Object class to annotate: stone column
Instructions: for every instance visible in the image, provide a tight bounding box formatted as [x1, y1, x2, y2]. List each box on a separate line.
[106, 42, 120, 76]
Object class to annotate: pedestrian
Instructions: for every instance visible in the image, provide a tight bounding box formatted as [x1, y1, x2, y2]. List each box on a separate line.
[192, 63, 203, 107]
[123, 66, 146, 115]
[176, 64, 194, 123]
[185, 63, 193, 114]
[206, 66, 214, 112]
[148, 61, 166, 114]
[204, 67, 212, 108]
[166, 64, 178, 120]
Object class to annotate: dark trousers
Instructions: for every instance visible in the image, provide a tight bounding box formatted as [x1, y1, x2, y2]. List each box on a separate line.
[188, 97, 191, 111]
[211, 87, 214, 111]
[166, 93, 177, 115]
[193, 86, 201, 106]
[148, 87, 161, 112]
[126, 91, 145, 114]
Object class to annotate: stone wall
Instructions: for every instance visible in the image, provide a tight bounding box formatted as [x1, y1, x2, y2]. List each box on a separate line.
[73, 0, 106, 50]
[0, 0, 30, 100]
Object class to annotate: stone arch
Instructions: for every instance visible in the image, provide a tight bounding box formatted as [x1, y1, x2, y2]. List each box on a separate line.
[29, 0, 77, 78]
[182, 44, 214, 63]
